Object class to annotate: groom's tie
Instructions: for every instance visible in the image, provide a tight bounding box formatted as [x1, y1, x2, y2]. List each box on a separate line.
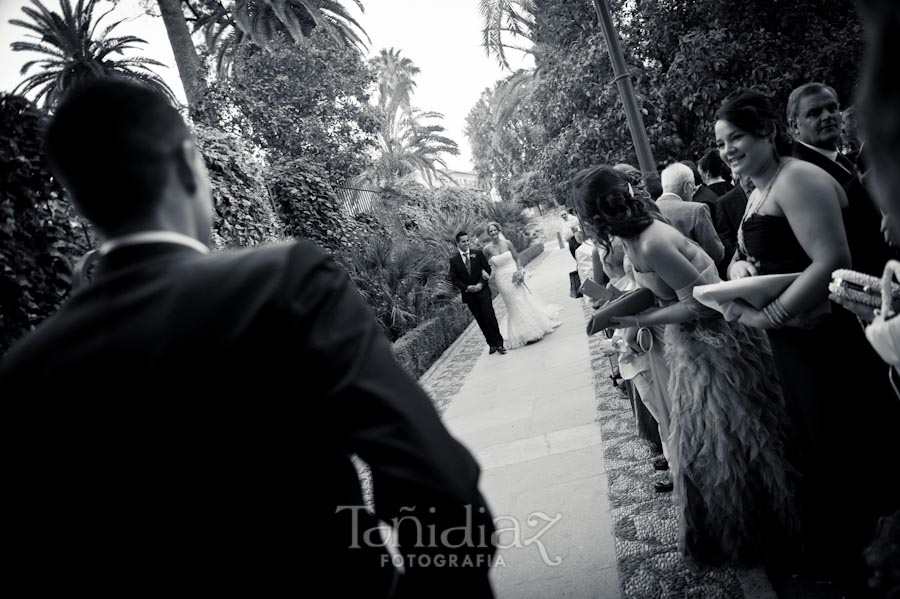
[463, 253, 470, 270]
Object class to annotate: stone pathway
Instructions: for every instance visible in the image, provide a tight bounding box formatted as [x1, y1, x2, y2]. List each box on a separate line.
[419, 243, 780, 599]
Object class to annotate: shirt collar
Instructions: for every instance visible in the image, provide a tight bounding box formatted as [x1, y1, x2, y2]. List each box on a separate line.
[657, 192, 682, 202]
[798, 140, 838, 162]
[99, 231, 210, 257]
[460, 248, 471, 258]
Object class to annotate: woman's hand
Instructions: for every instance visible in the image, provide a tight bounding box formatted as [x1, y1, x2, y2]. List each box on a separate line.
[623, 326, 641, 353]
[735, 302, 771, 329]
[729, 260, 758, 280]
[830, 293, 877, 322]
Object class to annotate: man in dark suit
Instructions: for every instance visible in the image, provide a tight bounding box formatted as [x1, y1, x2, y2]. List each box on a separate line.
[715, 175, 753, 279]
[681, 159, 721, 225]
[787, 82, 893, 275]
[449, 232, 505, 354]
[0, 79, 496, 597]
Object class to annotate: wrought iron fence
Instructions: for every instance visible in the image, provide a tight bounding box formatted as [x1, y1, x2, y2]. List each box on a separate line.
[335, 186, 379, 217]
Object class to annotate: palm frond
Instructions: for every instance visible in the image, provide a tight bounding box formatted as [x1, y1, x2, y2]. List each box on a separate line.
[9, 0, 175, 109]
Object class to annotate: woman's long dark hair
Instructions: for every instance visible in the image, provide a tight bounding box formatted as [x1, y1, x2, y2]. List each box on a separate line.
[715, 89, 793, 157]
[570, 166, 660, 253]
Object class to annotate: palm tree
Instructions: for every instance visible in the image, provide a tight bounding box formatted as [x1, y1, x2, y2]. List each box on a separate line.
[9, 0, 176, 109]
[370, 47, 419, 116]
[478, 0, 535, 69]
[157, 0, 206, 110]
[370, 108, 459, 188]
[197, 0, 370, 74]
[362, 49, 459, 188]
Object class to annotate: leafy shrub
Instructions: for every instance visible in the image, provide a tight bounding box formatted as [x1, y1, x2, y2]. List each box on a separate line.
[0, 94, 92, 354]
[346, 236, 457, 341]
[194, 123, 283, 250]
[268, 158, 363, 265]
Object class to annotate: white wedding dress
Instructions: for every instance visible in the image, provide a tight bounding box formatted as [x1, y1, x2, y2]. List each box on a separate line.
[490, 251, 561, 348]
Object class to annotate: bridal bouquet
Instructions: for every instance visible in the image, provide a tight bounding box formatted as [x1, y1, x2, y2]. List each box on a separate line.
[512, 270, 525, 285]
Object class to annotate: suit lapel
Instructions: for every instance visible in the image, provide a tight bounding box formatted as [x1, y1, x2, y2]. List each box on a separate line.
[793, 143, 851, 185]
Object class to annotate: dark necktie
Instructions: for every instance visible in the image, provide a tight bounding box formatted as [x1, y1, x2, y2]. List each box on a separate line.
[835, 152, 855, 175]
[463, 253, 470, 269]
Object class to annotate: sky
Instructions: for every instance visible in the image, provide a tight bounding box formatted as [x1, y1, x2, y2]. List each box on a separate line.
[0, 0, 533, 172]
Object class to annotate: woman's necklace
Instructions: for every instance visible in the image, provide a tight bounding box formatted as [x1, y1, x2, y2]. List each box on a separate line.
[737, 160, 786, 266]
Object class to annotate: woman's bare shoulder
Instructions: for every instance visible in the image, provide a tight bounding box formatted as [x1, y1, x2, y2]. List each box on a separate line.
[778, 158, 845, 206]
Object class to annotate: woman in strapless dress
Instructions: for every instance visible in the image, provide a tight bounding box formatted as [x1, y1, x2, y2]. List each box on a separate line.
[573, 165, 797, 566]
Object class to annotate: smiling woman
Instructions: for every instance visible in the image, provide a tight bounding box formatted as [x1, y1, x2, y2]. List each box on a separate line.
[715, 88, 899, 592]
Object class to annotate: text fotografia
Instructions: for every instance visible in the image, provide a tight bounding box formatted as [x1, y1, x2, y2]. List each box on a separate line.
[335, 505, 563, 566]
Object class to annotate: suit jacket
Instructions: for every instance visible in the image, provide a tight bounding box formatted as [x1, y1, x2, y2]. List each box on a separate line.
[791, 142, 893, 275]
[715, 185, 749, 275]
[657, 194, 725, 264]
[716, 185, 749, 252]
[0, 240, 496, 596]
[791, 142, 854, 186]
[449, 249, 492, 302]
[692, 184, 721, 226]
[707, 181, 733, 197]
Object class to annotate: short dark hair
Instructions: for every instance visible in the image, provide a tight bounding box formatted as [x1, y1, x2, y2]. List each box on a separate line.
[716, 89, 792, 156]
[455, 231, 468, 242]
[680, 160, 704, 185]
[642, 173, 663, 200]
[698, 149, 731, 180]
[45, 78, 190, 232]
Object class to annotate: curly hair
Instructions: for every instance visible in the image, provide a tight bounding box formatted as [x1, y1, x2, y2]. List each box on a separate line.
[570, 165, 657, 252]
[715, 89, 793, 157]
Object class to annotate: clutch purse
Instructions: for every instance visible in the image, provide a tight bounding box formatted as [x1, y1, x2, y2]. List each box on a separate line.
[830, 268, 900, 311]
[586, 287, 655, 336]
[579, 278, 613, 302]
[693, 273, 801, 315]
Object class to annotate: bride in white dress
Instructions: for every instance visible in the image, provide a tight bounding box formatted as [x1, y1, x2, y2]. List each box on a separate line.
[482, 222, 561, 348]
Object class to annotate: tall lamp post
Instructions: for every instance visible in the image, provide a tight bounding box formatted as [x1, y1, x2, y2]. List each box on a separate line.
[590, 0, 656, 179]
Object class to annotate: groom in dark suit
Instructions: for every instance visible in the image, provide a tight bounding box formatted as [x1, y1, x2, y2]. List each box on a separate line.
[0, 79, 496, 598]
[449, 232, 505, 354]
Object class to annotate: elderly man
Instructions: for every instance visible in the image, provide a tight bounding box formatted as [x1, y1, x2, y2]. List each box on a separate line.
[656, 162, 724, 264]
[787, 82, 892, 274]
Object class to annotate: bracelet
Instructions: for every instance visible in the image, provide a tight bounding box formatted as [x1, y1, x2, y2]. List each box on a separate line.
[762, 297, 792, 328]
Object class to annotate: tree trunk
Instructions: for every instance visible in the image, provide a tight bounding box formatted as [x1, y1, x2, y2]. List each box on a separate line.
[156, 0, 206, 112]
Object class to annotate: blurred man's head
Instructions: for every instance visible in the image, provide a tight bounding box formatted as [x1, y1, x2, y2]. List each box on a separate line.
[45, 78, 213, 243]
[841, 105, 861, 153]
[660, 162, 696, 202]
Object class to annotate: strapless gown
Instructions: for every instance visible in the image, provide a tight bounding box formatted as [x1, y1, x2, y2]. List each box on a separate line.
[741, 211, 900, 579]
[632, 249, 797, 565]
[490, 251, 560, 348]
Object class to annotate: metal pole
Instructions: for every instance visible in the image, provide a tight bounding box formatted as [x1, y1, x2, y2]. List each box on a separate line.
[590, 0, 656, 179]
